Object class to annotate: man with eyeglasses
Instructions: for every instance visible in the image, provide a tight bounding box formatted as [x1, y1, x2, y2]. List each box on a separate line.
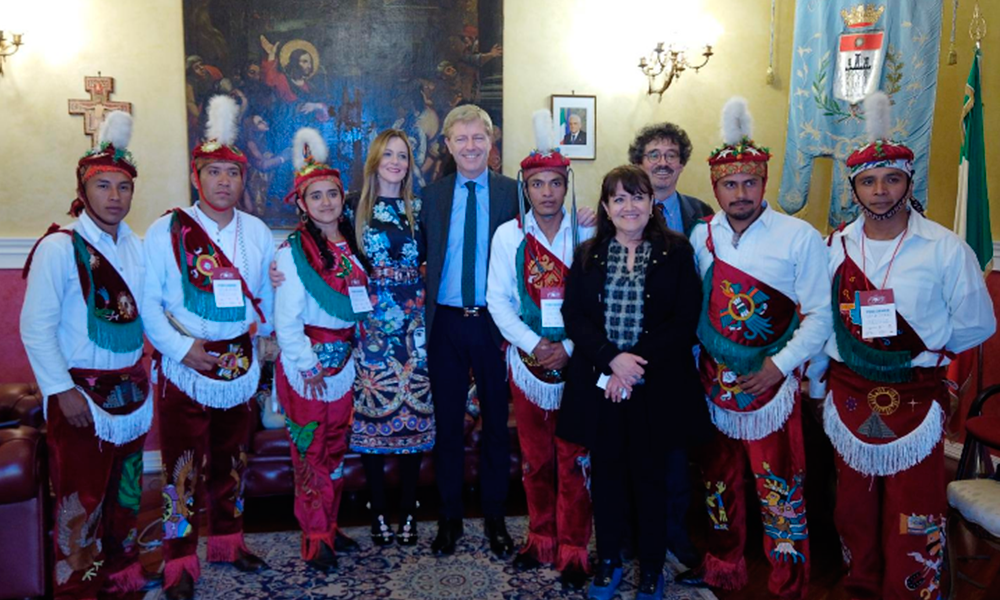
[623, 122, 713, 568]
[628, 123, 714, 236]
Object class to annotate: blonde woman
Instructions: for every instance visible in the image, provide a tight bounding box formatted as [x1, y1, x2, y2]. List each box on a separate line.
[349, 129, 434, 546]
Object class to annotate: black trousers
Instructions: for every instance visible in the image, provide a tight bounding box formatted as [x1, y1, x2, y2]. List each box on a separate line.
[664, 447, 695, 557]
[428, 306, 510, 519]
[591, 391, 670, 573]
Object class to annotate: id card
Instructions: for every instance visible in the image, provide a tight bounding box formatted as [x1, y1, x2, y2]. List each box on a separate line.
[859, 289, 897, 339]
[540, 287, 565, 328]
[348, 277, 374, 313]
[212, 267, 245, 308]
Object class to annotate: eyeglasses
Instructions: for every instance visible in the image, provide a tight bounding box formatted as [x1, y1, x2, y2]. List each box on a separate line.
[643, 150, 681, 163]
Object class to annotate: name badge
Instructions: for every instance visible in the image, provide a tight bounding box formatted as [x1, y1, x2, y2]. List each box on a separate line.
[859, 289, 897, 339]
[212, 267, 245, 308]
[348, 276, 374, 314]
[540, 287, 565, 328]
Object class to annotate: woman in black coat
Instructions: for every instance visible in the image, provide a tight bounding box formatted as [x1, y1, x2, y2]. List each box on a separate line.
[557, 165, 711, 600]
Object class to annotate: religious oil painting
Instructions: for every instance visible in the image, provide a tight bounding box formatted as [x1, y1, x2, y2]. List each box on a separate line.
[183, 0, 504, 228]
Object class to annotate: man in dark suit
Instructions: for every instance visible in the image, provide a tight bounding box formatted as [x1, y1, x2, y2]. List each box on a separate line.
[420, 104, 518, 558]
[561, 114, 587, 145]
[629, 122, 713, 236]
[626, 122, 714, 568]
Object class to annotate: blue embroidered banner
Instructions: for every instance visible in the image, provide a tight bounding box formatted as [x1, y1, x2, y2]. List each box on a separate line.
[777, 1, 942, 227]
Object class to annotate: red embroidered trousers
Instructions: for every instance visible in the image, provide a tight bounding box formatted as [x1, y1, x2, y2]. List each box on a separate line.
[511, 381, 592, 572]
[834, 441, 946, 600]
[157, 377, 254, 586]
[697, 400, 810, 600]
[276, 360, 353, 560]
[47, 397, 146, 600]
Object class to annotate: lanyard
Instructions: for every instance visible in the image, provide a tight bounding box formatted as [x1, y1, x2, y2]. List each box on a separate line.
[860, 226, 907, 291]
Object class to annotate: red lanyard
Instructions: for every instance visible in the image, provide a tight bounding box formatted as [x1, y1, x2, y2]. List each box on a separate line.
[860, 226, 907, 291]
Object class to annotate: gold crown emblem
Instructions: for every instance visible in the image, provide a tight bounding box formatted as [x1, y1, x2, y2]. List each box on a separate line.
[841, 4, 884, 28]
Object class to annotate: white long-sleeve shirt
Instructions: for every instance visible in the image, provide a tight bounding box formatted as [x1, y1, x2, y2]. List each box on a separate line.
[20, 213, 145, 398]
[486, 209, 592, 356]
[142, 204, 274, 363]
[821, 209, 995, 368]
[273, 240, 361, 374]
[690, 204, 832, 376]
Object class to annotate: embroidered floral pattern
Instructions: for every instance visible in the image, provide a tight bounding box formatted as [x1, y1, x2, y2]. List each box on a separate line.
[353, 198, 433, 453]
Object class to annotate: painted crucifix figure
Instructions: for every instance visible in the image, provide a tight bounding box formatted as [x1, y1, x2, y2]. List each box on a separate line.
[68, 74, 132, 147]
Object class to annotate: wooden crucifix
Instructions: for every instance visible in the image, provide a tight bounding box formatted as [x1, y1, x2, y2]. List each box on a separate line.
[68, 74, 133, 148]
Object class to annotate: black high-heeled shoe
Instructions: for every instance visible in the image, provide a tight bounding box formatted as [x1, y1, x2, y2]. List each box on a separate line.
[397, 514, 418, 546]
[371, 514, 395, 546]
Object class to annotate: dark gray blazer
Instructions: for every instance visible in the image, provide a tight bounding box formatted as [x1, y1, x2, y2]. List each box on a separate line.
[678, 192, 715, 236]
[419, 170, 519, 344]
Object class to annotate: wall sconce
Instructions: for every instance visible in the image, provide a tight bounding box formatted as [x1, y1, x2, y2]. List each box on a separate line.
[639, 42, 713, 100]
[0, 31, 25, 76]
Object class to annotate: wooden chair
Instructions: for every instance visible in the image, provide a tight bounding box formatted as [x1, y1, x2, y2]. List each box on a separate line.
[947, 384, 1000, 598]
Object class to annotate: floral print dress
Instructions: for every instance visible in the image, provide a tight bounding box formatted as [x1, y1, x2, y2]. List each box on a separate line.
[350, 197, 435, 453]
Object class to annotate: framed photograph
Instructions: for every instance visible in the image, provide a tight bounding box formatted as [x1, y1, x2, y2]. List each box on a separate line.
[551, 94, 596, 160]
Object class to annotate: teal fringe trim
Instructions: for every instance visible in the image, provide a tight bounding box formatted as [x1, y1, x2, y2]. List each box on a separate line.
[289, 232, 363, 322]
[696, 263, 799, 375]
[515, 237, 566, 343]
[72, 233, 144, 353]
[174, 214, 244, 323]
[831, 274, 913, 383]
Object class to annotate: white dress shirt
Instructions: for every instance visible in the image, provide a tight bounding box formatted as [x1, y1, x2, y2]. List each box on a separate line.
[142, 204, 274, 363]
[20, 212, 145, 398]
[690, 204, 833, 376]
[822, 209, 996, 367]
[273, 240, 361, 374]
[487, 209, 593, 356]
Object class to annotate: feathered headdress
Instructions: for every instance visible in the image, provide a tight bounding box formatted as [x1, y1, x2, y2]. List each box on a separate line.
[191, 94, 247, 171]
[71, 111, 138, 216]
[517, 109, 577, 246]
[846, 91, 914, 179]
[707, 97, 771, 185]
[284, 127, 342, 204]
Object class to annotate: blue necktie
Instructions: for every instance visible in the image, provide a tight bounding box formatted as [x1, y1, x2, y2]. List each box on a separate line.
[462, 181, 478, 307]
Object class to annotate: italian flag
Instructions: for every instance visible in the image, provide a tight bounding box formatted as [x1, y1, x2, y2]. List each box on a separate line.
[948, 47, 991, 424]
[953, 47, 992, 272]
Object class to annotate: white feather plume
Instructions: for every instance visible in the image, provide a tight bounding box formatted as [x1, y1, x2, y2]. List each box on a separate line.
[98, 111, 133, 149]
[721, 97, 754, 145]
[863, 91, 891, 142]
[293, 128, 328, 171]
[205, 95, 240, 146]
[532, 109, 556, 154]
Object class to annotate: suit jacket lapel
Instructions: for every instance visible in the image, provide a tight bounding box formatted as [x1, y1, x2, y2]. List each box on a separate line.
[678, 193, 695, 235]
[488, 172, 504, 248]
[436, 174, 457, 254]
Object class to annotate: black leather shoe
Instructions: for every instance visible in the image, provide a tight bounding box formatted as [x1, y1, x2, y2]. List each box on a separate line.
[675, 567, 709, 588]
[164, 570, 194, 600]
[397, 514, 418, 546]
[431, 518, 463, 556]
[371, 514, 395, 546]
[483, 517, 514, 558]
[559, 564, 588, 590]
[512, 551, 542, 571]
[306, 541, 338, 573]
[334, 530, 360, 553]
[232, 548, 268, 573]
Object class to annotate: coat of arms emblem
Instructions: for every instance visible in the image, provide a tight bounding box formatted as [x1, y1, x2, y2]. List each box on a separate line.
[834, 4, 886, 104]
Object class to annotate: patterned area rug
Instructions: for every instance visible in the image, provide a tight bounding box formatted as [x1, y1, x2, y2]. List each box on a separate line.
[143, 517, 717, 599]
